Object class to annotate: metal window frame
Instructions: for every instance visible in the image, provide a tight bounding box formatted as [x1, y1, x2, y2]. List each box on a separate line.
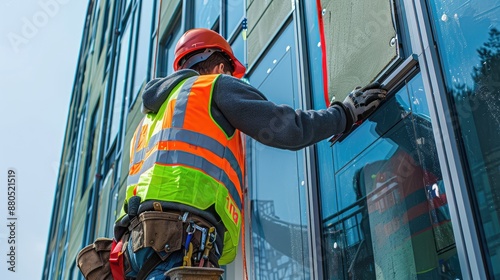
[296, 0, 418, 278]
[298, 0, 487, 278]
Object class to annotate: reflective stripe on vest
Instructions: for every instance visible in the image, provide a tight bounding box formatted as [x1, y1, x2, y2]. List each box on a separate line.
[128, 118, 146, 182]
[128, 149, 241, 208]
[171, 77, 196, 128]
[130, 128, 243, 185]
[127, 127, 243, 208]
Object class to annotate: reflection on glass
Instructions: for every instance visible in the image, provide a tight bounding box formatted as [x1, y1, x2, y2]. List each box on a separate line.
[231, 32, 245, 69]
[428, 1, 500, 277]
[132, 0, 155, 96]
[94, 170, 113, 238]
[320, 0, 398, 101]
[110, 24, 131, 143]
[226, 0, 244, 36]
[332, 80, 412, 174]
[194, 0, 220, 29]
[159, 20, 182, 78]
[322, 74, 462, 279]
[249, 23, 310, 280]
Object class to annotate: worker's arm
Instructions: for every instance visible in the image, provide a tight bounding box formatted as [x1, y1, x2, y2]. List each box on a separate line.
[213, 75, 348, 150]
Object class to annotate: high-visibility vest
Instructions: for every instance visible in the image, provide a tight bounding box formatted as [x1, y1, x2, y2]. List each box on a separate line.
[125, 74, 245, 264]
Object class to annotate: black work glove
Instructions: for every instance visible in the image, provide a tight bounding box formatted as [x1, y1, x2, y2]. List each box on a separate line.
[330, 82, 387, 133]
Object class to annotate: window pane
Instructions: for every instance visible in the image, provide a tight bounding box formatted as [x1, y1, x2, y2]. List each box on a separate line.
[226, 0, 244, 36]
[194, 0, 220, 29]
[248, 23, 310, 279]
[132, 0, 155, 96]
[161, 20, 182, 77]
[332, 83, 412, 174]
[322, 74, 463, 279]
[94, 169, 113, 237]
[427, 1, 500, 277]
[230, 32, 245, 68]
[304, 0, 325, 109]
[108, 184, 120, 237]
[110, 23, 131, 143]
[82, 105, 99, 194]
[320, 0, 398, 102]
[123, 0, 132, 14]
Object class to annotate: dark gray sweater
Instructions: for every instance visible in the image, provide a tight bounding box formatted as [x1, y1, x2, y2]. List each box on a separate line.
[142, 70, 347, 151]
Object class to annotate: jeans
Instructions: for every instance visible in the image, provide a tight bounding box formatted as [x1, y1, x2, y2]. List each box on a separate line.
[126, 240, 184, 280]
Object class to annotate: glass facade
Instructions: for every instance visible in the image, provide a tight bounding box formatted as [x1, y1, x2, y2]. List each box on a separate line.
[194, 0, 220, 29]
[427, 0, 500, 278]
[248, 22, 310, 279]
[109, 20, 130, 145]
[160, 19, 182, 77]
[306, 0, 463, 277]
[132, 0, 155, 97]
[323, 74, 461, 279]
[226, 0, 244, 36]
[43, 0, 500, 279]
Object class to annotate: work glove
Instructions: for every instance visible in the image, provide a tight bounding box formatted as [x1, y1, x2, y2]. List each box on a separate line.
[330, 82, 387, 133]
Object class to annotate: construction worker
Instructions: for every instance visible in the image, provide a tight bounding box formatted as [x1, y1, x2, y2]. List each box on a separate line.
[76, 28, 387, 280]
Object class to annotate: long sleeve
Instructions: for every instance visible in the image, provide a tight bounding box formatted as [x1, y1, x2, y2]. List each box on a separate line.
[212, 75, 347, 150]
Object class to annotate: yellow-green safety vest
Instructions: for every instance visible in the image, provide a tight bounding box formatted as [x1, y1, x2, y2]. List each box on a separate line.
[125, 74, 245, 264]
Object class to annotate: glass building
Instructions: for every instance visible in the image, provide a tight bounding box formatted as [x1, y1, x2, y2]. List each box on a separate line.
[43, 0, 500, 279]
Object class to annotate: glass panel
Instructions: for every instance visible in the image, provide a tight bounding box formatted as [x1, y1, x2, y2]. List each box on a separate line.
[71, 263, 80, 280]
[320, 0, 398, 101]
[230, 31, 245, 68]
[148, 0, 160, 77]
[63, 159, 74, 229]
[99, 0, 111, 55]
[322, 74, 463, 279]
[332, 82, 412, 173]
[82, 105, 99, 196]
[123, 0, 132, 14]
[94, 169, 113, 237]
[150, 33, 158, 77]
[427, 1, 500, 277]
[304, 0, 325, 110]
[249, 23, 310, 279]
[132, 0, 155, 96]
[194, 0, 220, 29]
[110, 23, 131, 143]
[108, 184, 120, 237]
[226, 0, 244, 36]
[302, 0, 340, 223]
[159, 20, 182, 77]
[83, 186, 95, 244]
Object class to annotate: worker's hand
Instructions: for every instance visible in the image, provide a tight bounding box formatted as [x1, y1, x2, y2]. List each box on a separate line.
[330, 82, 387, 132]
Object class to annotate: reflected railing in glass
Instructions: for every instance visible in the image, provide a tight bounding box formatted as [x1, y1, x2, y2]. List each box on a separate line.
[322, 74, 463, 279]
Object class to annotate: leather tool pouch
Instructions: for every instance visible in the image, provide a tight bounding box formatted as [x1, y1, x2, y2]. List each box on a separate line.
[76, 238, 113, 280]
[130, 211, 184, 261]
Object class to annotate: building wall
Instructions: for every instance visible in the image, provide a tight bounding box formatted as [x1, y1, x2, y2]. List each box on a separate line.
[43, 0, 500, 279]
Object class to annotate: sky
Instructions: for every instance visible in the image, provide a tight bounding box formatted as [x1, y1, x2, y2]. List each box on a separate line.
[0, 0, 88, 279]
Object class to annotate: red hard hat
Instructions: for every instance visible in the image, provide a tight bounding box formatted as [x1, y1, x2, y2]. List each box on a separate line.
[173, 28, 246, 78]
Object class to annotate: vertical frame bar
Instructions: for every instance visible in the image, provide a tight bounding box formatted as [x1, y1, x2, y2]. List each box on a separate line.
[294, 0, 324, 279]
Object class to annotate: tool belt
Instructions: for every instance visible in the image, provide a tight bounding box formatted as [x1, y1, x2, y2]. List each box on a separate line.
[129, 209, 220, 264]
[77, 200, 224, 280]
[114, 200, 225, 254]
